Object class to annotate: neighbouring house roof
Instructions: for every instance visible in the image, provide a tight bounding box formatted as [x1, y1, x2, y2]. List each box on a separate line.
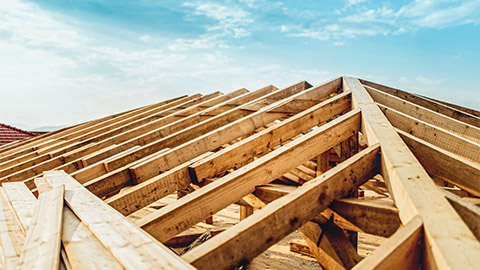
[0, 123, 38, 146]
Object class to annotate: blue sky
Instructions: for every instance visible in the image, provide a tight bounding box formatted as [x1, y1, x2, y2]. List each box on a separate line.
[0, 0, 479, 130]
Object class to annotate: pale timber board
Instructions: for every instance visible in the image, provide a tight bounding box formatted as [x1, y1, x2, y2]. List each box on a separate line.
[352, 216, 423, 270]
[138, 109, 361, 242]
[0, 187, 25, 270]
[345, 76, 480, 269]
[37, 177, 124, 270]
[366, 85, 480, 143]
[17, 185, 64, 270]
[379, 104, 480, 163]
[398, 129, 480, 196]
[183, 145, 379, 269]
[1, 183, 36, 234]
[43, 170, 194, 270]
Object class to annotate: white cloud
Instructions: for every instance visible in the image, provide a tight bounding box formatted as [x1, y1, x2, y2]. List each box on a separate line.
[348, 0, 366, 5]
[334, 41, 345, 46]
[183, 2, 253, 38]
[291, 0, 480, 42]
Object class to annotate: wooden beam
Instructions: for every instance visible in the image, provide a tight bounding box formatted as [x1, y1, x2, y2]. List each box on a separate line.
[379, 104, 480, 163]
[0, 92, 232, 182]
[138, 108, 361, 242]
[129, 80, 336, 184]
[352, 216, 423, 270]
[17, 185, 64, 270]
[182, 144, 379, 269]
[330, 198, 400, 238]
[189, 92, 351, 182]
[106, 152, 214, 216]
[253, 184, 400, 237]
[0, 187, 25, 269]
[84, 80, 337, 198]
[43, 170, 194, 270]
[345, 77, 480, 269]
[0, 95, 188, 159]
[1, 183, 37, 234]
[360, 79, 480, 127]
[398, 129, 480, 196]
[366, 85, 480, 143]
[0, 94, 202, 173]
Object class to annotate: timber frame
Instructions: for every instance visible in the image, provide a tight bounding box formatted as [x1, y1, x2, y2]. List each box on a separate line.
[0, 77, 478, 269]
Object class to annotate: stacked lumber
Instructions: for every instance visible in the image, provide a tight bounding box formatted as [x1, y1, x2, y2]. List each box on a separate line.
[0, 77, 478, 269]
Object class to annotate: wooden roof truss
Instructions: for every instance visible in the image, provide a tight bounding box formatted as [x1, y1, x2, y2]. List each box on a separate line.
[0, 77, 479, 269]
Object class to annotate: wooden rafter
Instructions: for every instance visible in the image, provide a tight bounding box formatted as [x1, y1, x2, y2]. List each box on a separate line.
[0, 76, 478, 269]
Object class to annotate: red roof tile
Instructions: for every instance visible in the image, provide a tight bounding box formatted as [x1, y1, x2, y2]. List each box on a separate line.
[0, 123, 36, 146]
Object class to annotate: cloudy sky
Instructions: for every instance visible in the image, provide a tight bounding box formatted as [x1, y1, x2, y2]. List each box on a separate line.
[1, 0, 479, 130]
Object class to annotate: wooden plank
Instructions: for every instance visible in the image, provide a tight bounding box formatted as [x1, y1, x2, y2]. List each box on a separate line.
[366, 85, 480, 143]
[0, 187, 25, 270]
[1, 183, 37, 234]
[35, 176, 124, 269]
[398, 129, 480, 196]
[345, 77, 480, 269]
[360, 79, 480, 127]
[379, 104, 480, 163]
[182, 144, 379, 269]
[189, 92, 351, 182]
[83, 81, 333, 198]
[17, 185, 64, 270]
[44, 170, 194, 270]
[352, 216, 423, 270]
[138, 108, 361, 242]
